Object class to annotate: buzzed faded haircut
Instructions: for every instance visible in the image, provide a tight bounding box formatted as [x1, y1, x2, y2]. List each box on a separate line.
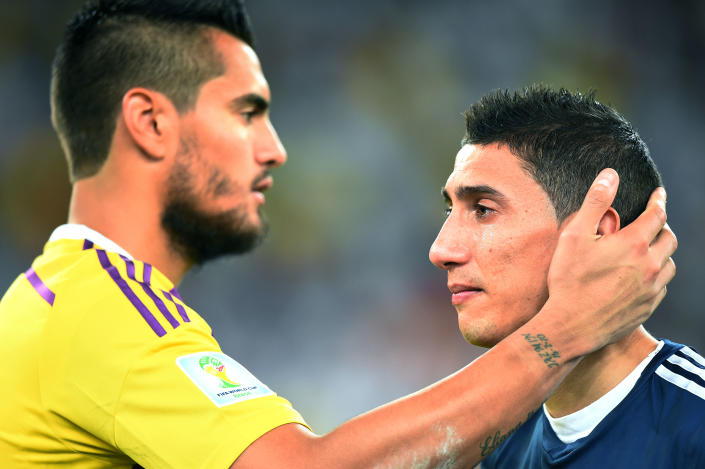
[463, 84, 662, 227]
[51, 0, 254, 181]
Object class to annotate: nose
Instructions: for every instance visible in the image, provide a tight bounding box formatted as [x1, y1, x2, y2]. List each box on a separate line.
[429, 219, 472, 270]
[255, 118, 287, 168]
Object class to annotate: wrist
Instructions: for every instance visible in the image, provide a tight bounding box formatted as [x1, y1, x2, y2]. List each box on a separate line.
[519, 299, 591, 363]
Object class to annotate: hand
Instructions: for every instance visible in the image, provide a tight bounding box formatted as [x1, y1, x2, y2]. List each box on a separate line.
[545, 168, 677, 356]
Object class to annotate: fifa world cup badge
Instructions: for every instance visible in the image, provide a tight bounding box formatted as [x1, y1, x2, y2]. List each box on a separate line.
[177, 351, 274, 407]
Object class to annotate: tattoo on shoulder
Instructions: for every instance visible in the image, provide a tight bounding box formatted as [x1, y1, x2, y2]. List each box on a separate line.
[522, 333, 560, 368]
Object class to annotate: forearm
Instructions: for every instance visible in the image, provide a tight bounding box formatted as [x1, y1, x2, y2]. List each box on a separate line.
[309, 301, 582, 468]
[235, 298, 628, 468]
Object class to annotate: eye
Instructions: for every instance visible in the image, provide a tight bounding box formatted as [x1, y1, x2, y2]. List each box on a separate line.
[474, 204, 494, 219]
[443, 205, 452, 218]
[241, 110, 256, 124]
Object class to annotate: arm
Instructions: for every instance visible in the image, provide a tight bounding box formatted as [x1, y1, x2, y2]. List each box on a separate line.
[233, 169, 677, 469]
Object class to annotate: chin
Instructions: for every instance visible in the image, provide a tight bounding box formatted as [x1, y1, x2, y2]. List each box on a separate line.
[457, 315, 506, 348]
[250, 214, 265, 232]
[458, 307, 543, 348]
[248, 206, 266, 227]
[461, 332, 503, 348]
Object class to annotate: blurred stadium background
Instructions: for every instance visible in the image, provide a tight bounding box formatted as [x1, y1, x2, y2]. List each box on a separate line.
[1, 0, 703, 433]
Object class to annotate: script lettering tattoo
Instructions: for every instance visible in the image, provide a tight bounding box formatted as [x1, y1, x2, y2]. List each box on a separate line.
[479, 412, 535, 457]
[522, 333, 560, 368]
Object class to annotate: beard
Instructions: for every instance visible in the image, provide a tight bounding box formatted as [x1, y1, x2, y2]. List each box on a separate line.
[161, 140, 267, 266]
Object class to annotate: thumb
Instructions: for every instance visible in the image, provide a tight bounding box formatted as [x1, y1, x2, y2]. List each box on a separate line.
[569, 168, 620, 234]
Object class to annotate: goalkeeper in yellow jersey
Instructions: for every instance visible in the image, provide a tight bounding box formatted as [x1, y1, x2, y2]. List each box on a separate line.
[0, 1, 676, 468]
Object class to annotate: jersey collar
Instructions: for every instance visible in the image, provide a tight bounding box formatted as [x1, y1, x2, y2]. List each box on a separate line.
[49, 224, 134, 260]
[543, 340, 664, 444]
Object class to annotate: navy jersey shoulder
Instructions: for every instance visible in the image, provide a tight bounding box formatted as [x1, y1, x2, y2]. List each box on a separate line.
[482, 340, 705, 468]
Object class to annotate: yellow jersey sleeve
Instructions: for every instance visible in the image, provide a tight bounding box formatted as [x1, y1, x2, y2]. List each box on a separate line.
[113, 327, 306, 469]
[2, 239, 307, 469]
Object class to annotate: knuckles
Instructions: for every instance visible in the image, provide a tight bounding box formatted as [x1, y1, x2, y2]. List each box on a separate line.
[668, 228, 679, 252]
[632, 238, 650, 256]
[646, 259, 661, 282]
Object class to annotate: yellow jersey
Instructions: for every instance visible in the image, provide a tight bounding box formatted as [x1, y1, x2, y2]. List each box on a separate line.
[0, 226, 307, 468]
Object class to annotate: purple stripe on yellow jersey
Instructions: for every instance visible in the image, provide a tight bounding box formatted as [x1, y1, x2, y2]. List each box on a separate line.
[139, 282, 180, 329]
[96, 249, 166, 337]
[83, 241, 183, 332]
[162, 289, 190, 322]
[1, 236, 309, 468]
[121, 255, 137, 281]
[118, 256, 181, 329]
[24, 267, 55, 306]
[169, 287, 183, 301]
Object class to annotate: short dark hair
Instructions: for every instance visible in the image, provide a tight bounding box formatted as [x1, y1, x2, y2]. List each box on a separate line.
[463, 84, 662, 226]
[51, 0, 254, 181]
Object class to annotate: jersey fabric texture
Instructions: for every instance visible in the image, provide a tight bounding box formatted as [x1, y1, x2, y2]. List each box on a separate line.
[0, 229, 307, 469]
[481, 339, 705, 468]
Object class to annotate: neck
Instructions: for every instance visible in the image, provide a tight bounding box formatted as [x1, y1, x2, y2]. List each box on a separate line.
[68, 173, 189, 285]
[544, 326, 658, 418]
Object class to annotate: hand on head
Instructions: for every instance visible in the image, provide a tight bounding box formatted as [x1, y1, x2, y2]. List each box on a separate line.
[545, 168, 677, 356]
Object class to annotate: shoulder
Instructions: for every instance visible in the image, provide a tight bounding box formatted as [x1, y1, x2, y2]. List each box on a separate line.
[48, 246, 210, 342]
[648, 341, 705, 441]
[39, 245, 216, 410]
[652, 341, 705, 406]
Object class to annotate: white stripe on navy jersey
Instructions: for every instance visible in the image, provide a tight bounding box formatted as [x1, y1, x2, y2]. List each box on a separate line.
[655, 365, 705, 401]
[667, 354, 705, 380]
[680, 346, 705, 367]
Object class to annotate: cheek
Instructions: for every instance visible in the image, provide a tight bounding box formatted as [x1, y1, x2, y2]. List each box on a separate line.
[195, 115, 250, 164]
[484, 227, 558, 300]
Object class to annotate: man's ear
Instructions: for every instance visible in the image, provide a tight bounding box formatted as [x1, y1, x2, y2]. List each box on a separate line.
[597, 206, 621, 236]
[121, 88, 179, 161]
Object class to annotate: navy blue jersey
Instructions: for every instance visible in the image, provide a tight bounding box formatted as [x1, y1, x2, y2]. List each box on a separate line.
[482, 340, 705, 468]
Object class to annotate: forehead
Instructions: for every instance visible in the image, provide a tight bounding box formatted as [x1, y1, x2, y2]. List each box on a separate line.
[203, 30, 270, 100]
[446, 144, 556, 214]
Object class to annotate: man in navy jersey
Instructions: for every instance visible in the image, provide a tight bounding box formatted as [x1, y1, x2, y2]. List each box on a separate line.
[430, 85, 705, 468]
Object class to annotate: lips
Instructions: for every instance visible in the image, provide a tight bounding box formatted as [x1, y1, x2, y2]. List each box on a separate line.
[250, 173, 272, 204]
[448, 283, 484, 305]
[252, 175, 273, 192]
[448, 284, 483, 294]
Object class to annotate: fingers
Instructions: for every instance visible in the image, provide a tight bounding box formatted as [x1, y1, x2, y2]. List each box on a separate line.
[641, 258, 674, 321]
[649, 287, 668, 315]
[650, 223, 678, 266]
[621, 187, 667, 243]
[567, 169, 619, 234]
[636, 262, 673, 326]
[653, 257, 676, 292]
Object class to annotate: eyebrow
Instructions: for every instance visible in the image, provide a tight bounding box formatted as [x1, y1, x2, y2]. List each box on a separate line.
[229, 93, 269, 114]
[442, 185, 506, 203]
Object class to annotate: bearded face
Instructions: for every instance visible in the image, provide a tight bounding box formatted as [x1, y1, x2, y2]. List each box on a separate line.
[161, 138, 268, 266]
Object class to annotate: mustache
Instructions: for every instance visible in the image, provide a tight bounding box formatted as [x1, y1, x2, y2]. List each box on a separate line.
[251, 170, 271, 190]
